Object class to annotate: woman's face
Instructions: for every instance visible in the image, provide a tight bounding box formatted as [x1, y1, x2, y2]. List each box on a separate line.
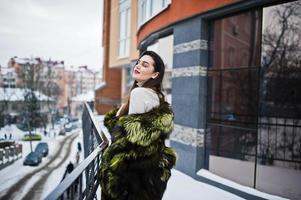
[132, 55, 159, 83]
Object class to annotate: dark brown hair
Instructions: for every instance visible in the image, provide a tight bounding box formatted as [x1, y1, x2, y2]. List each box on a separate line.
[117, 50, 165, 117]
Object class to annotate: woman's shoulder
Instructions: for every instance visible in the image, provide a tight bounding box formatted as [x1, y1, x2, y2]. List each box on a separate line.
[129, 87, 159, 114]
[130, 87, 158, 100]
[131, 87, 156, 96]
[130, 87, 159, 103]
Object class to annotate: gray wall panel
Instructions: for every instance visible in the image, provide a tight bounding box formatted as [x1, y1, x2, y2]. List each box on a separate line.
[173, 17, 202, 45]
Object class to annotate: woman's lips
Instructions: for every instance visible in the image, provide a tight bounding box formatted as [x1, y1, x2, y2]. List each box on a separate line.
[134, 69, 140, 74]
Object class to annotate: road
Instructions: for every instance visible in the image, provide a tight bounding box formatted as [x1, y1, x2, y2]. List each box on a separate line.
[0, 132, 79, 200]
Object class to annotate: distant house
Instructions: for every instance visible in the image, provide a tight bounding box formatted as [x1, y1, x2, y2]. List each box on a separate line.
[0, 67, 17, 88]
[7, 57, 68, 113]
[0, 88, 55, 126]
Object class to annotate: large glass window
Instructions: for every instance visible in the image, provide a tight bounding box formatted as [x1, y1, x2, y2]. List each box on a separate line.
[118, 0, 131, 57]
[208, 1, 301, 169]
[259, 1, 301, 169]
[208, 10, 262, 160]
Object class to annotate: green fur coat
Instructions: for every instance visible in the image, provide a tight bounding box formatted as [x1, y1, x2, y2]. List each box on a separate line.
[99, 102, 177, 200]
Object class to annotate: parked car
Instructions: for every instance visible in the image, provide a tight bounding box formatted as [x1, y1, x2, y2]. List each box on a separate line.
[59, 128, 66, 136]
[35, 142, 49, 157]
[23, 152, 41, 166]
[65, 123, 73, 132]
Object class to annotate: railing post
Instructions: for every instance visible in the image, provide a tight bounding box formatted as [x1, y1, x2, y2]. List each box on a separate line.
[71, 184, 74, 200]
[0, 149, 3, 166]
[87, 101, 94, 111]
[79, 174, 83, 200]
[5, 147, 9, 162]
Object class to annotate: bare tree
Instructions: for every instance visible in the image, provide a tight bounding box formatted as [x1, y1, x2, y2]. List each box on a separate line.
[16, 59, 44, 152]
[37, 62, 61, 132]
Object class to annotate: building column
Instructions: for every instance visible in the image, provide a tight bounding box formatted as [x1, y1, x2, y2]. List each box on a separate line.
[170, 17, 209, 177]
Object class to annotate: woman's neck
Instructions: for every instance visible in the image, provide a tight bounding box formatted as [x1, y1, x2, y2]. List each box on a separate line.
[136, 81, 145, 87]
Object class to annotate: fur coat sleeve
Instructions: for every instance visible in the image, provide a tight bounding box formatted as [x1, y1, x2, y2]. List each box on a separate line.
[100, 102, 177, 200]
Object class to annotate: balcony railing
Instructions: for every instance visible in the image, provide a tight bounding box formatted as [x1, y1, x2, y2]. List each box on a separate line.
[45, 102, 109, 200]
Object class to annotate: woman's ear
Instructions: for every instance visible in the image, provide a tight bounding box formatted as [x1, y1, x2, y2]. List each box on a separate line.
[151, 72, 159, 79]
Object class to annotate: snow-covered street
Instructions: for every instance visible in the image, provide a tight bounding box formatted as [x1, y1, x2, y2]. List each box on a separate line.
[0, 125, 84, 199]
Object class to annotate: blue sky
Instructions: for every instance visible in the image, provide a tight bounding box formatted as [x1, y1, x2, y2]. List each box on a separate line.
[0, 0, 103, 71]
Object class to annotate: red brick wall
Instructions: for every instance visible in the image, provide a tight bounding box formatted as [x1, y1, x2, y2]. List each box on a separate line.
[95, 0, 122, 114]
[95, 68, 121, 114]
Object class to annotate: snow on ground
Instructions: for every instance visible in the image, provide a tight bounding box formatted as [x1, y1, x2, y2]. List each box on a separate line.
[0, 123, 62, 141]
[0, 134, 65, 195]
[0, 123, 80, 198]
[197, 169, 288, 200]
[0, 124, 25, 141]
[41, 130, 84, 198]
[163, 169, 244, 200]
[17, 129, 80, 200]
[0, 121, 85, 198]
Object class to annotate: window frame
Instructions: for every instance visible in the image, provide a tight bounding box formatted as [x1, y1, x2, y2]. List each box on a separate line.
[118, 0, 131, 58]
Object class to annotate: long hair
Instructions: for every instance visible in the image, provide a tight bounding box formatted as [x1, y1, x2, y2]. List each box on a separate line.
[117, 51, 165, 117]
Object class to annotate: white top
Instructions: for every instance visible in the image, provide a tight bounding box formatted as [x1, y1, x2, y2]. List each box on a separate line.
[128, 87, 160, 114]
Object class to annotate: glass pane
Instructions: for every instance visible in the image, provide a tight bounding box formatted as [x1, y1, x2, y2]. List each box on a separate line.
[141, 1, 146, 23]
[125, 38, 130, 56]
[209, 68, 259, 125]
[210, 125, 257, 160]
[210, 11, 261, 69]
[208, 10, 261, 161]
[120, 11, 126, 39]
[126, 8, 131, 37]
[119, 40, 125, 57]
[259, 1, 301, 169]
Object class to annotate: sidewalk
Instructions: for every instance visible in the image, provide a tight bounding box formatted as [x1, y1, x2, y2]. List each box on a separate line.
[163, 169, 243, 200]
[163, 169, 288, 200]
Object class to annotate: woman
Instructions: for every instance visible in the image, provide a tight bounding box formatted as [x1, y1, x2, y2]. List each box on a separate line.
[100, 51, 177, 200]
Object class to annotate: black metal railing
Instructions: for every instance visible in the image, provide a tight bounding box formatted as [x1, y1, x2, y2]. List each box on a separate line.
[208, 115, 301, 168]
[45, 103, 109, 200]
[258, 116, 301, 168]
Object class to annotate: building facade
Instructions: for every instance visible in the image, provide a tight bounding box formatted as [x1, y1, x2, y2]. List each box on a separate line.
[95, 0, 174, 114]
[0, 67, 17, 88]
[0, 88, 54, 126]
[136, 0, 301, 199]
[95, 0, 122, 114]
[100, 0, 301, 199]
[7, 57, 67, 112]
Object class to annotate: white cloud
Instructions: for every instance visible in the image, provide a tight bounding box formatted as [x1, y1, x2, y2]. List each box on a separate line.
[0, 0, 103, 71]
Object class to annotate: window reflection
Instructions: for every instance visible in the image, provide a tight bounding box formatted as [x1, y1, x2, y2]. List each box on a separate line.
[208, 10, 261, 161]
[259, 1, 301, 169]
[208, 1, 301, 169]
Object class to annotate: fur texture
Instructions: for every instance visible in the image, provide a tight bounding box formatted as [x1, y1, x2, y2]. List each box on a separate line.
[100, 102, 177, 200]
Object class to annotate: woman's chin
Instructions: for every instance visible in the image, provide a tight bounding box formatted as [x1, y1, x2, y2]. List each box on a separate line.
[133, 76, 143, 82]
[132, 74, 139, 80]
